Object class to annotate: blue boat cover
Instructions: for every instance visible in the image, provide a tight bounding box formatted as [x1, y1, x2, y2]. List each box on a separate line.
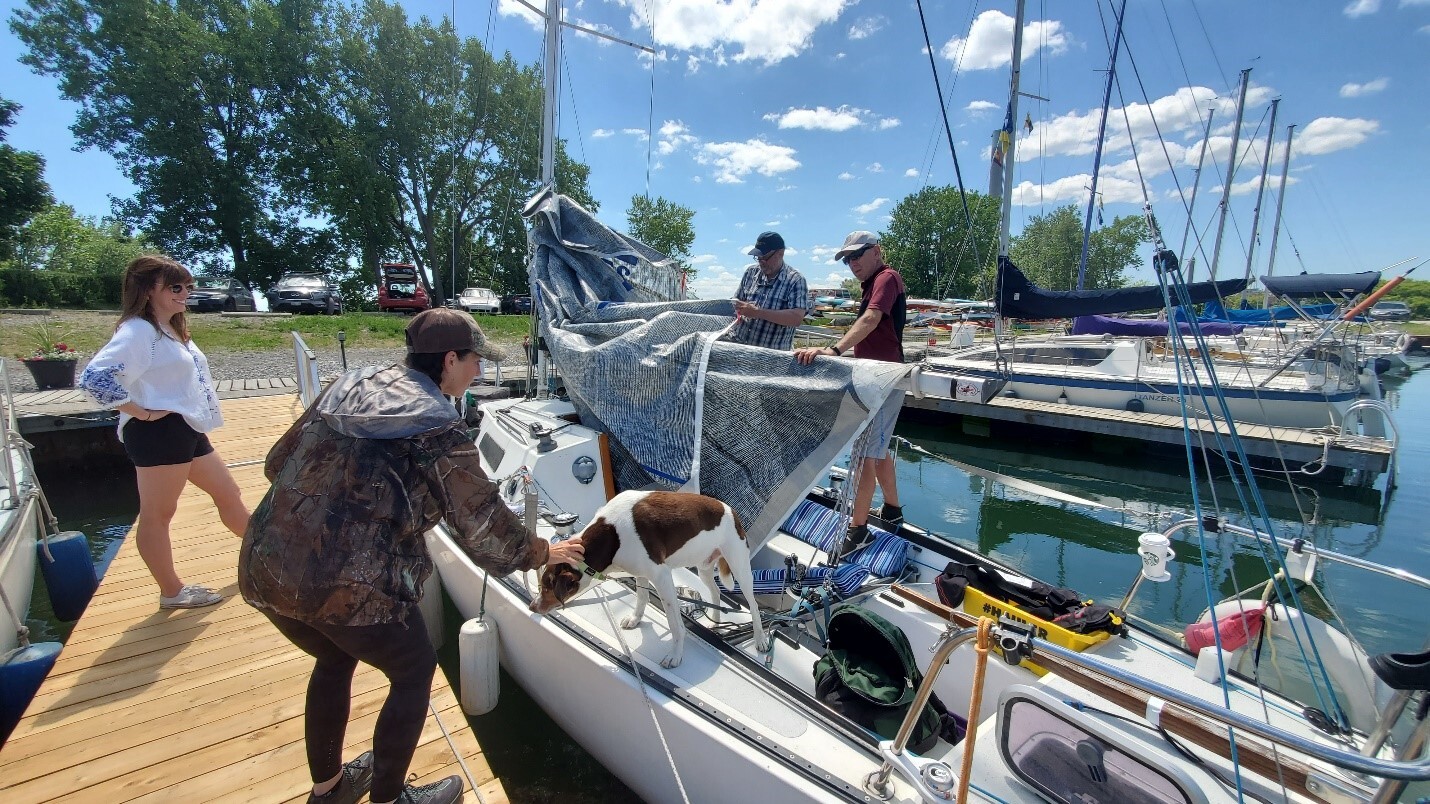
[1193, 300, 1342, 324]
[995, 257, 1249, 319]
[1261, 272, 1380, 299]
[1071, 315, 1244, 336]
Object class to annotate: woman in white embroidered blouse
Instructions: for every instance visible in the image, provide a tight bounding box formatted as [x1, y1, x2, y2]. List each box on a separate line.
[79, 255, 250, 610]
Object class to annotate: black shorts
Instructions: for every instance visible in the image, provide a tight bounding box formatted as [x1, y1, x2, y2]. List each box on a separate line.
[122, 413, 215, 467]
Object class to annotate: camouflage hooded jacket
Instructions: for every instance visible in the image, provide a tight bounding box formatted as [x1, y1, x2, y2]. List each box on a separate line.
[239, 365, 548, 626]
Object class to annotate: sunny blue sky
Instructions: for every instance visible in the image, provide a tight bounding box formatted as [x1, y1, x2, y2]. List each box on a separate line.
[3, 0, 1428, 299]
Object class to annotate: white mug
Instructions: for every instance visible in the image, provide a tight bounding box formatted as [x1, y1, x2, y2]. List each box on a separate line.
[1137, 532, 1174, 582]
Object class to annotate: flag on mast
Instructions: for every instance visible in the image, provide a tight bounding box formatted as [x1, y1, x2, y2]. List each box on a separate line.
[989, 103, 1014, 197]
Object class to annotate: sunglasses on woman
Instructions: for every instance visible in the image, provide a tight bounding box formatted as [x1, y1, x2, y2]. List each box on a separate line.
[167, 283, 196, 294]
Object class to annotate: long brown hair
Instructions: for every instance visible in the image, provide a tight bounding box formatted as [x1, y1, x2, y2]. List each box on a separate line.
[118, 255, 193, 342]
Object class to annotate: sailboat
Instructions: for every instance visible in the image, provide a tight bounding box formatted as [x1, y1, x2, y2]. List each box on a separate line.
[423, 2, 1430, 801]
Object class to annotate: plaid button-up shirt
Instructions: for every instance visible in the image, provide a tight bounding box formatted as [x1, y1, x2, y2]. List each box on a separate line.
[728, 262, 808, 350]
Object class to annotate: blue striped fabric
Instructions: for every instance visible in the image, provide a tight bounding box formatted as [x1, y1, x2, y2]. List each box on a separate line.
[781, 500, 909, 578]
[726, 565, 871, 597]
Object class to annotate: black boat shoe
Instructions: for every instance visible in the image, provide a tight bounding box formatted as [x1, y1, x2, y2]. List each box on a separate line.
[1370, 649, 1430, 691]
[875, 503, 904, 527]
[840, 523, 874, 556]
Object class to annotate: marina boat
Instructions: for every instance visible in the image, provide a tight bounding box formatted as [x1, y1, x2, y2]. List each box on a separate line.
[426, 191, 1430, 803]
[919, 260, 1369, 430]
[0, 360, 96, 743]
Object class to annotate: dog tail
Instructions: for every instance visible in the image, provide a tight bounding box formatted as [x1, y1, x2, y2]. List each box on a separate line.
[717, 557, 735, 589]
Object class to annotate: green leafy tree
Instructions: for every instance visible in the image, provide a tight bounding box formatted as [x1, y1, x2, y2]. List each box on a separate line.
[284, 0, 594, 302]
[626, 195, 695, 275]
[0, 97, 53, 261]
[1009, 204, 1148, 290]
[12, 0, 327, 285]
[882, 186, 1001, 300]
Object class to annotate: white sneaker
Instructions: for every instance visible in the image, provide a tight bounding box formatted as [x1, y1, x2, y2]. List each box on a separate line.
[160, 584, 223, 609]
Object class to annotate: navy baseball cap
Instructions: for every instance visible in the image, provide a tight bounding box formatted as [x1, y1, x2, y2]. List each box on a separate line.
[746, 231, 786, 257]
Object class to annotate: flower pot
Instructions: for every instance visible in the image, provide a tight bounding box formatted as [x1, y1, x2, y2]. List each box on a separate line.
[23, 359, 78, 390]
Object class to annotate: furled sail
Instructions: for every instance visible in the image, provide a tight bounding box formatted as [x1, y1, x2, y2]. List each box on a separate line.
[526, 192, 906, 549]
[995, 256, 1248, 319]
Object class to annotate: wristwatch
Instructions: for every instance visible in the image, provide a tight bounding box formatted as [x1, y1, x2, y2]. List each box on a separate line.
[830, 345, 843, 356]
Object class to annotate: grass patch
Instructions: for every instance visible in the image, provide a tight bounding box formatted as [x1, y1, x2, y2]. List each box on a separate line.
[1, 309, 536, 358]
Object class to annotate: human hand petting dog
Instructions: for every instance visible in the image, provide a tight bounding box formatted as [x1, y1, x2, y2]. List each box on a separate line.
[547, 539, 584, 567]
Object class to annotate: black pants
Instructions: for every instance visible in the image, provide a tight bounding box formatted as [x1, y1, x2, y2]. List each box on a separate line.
[263, 610, 437, 802]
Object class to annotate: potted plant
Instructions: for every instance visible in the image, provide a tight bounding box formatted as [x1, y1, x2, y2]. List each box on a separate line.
[18, 322, 82, 390]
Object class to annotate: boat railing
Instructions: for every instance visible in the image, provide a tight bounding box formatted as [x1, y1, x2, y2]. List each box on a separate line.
[876, 604, 1430, 804]
[0, 358, 20, 510]
[291, 331, 322, 407]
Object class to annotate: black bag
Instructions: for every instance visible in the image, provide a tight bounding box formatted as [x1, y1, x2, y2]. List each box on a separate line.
[1053, 603, 1127, 636]
[813, 606, 965, 753]
[937, 561, 1083, 620]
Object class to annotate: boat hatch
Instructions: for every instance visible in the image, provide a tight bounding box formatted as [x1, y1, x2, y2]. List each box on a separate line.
[997, 685, 1206, 804]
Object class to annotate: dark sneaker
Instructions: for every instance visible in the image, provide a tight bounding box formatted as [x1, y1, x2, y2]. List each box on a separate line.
[309, 751, 374, 804]
[395, 774, 464, 804]
[877, 504, 904, 527]
[840, 523, 874, 556]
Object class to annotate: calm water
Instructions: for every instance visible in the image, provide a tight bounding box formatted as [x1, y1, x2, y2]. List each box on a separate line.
[32, 368, 1430, 802]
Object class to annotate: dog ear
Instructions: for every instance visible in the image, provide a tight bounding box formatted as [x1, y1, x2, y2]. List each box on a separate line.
[553, 566, 582, 604]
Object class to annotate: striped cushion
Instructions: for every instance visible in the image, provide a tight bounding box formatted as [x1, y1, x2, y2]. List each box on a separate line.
[781, 500, 909, 578]
[732, 564, 871, 597]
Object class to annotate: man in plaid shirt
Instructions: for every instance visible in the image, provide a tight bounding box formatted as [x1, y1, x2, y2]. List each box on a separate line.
[728, 231, 809, 351]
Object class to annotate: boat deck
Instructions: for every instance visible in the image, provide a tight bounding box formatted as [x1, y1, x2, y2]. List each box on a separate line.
[0, 393, 506, 804]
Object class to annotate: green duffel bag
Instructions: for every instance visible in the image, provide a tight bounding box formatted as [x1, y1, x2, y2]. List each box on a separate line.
[812, 605, 965, 753]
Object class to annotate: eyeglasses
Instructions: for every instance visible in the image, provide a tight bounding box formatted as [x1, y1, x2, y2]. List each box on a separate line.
[841, 245, 872, 265]
[167, 283, 196, 294]
[756, 250, 781, 262]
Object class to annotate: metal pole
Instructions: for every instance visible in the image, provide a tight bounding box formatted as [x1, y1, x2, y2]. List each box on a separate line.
[995, 0, 1027, 260]
[1178, 109, 1215, 282]
[1264, 124, 1297, 284]
[1208, 68, 1251, 282]
[540, 0, 559, 189]
[1240, 98, 1280, 303]
[1076, 0, 1128, 291]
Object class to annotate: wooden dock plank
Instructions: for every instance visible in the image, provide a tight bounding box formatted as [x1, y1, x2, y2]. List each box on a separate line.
[0, 393, 506, 804]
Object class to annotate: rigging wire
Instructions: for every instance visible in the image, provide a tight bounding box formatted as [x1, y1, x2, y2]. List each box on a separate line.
[643, 0, 657, 197]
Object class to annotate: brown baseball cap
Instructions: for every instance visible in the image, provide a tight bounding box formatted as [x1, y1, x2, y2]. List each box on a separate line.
[405, 308, 508, 362]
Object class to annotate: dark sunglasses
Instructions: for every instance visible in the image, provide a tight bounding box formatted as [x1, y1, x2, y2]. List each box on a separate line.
[756, 250, 781, 261]
[167, 283, 196, 294]
[841, 245, 872, 265]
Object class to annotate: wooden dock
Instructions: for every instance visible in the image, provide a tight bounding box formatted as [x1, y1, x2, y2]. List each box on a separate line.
[0, 393, 507, 804]
[902, 392, 1395, 477]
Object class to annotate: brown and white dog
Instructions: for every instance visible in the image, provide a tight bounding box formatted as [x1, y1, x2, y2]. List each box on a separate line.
[529, 489, 764, 669]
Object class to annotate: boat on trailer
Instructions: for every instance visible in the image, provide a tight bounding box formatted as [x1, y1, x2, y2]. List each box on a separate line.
[425, 192, 1430, 803]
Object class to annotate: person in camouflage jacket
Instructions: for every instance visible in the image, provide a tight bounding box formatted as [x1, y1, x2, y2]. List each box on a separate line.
[239, 309, 583, 804]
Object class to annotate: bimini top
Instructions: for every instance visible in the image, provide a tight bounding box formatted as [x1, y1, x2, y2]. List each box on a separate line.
[1261, 271, 1380, 299]
[995, 257, 1248, 320]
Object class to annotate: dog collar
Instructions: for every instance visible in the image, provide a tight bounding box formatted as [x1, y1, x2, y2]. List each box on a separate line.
[575, 561, 605, 580]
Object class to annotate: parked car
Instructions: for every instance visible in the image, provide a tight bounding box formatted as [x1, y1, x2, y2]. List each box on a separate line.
[457, 287, 501, 314]
[267, 273, 343, 315]
[378, 262, 432, 314]
[187, 276, 256, 313]
[1369, 300, 1412, 322]
[501, 294, 533, 315]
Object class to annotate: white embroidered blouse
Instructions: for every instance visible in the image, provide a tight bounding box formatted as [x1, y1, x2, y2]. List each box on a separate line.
[78, 318, 223, 440]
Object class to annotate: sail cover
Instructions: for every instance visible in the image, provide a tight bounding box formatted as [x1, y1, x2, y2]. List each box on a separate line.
[527, 193, 907, 549]
[996, 257, 1249, 319]
[1261, 271, 1380, 299]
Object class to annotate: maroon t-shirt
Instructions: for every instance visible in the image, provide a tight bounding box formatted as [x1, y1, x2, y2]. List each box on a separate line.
[854, 265, 906, 363]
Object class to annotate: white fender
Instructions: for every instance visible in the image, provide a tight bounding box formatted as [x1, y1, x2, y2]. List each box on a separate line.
[1199, 601, 1386, 733]
[459, 618, 502, 716]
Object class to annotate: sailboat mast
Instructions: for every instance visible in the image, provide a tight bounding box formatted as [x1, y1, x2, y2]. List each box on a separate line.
[1240, 97, 1280, 301]
[1178, 109, 1214, 281]
[1264, 124, 1296, 281]
[540, 0, 559, 188]
[1076, 0, 1127, 291]
[1207, 68, 1250, 282]
[996, 0, 1028, 259]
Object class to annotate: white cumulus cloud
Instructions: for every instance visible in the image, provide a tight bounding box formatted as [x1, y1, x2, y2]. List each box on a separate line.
[658, 120, 699, 155]
[1295, 116, 1380, 155]
[697, 139, 800, 183]
[612, 0, 850, 66]
[848, 15, 885, 40]
[965, 100, 1000, 115]
[940, 10, 1070, 71]
[854, 197, 889, 215]
[765, 105, 866, 131]
[879, 118, 901, 130]
[905, 168, 919, 178]
[1343, 0, 1380, 16]
[592, 128, 615, 139]
[1340, 77, 1390, 97]
[838, 171, 855, 180]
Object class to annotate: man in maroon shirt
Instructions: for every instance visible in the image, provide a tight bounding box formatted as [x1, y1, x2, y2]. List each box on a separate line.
[794, 231, 907, 554]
